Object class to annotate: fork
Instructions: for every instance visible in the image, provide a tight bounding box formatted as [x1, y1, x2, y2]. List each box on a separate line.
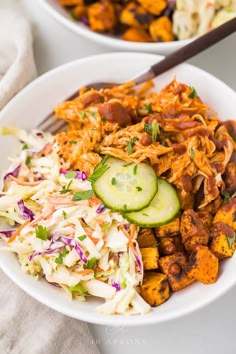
[37, 17, 236, 134]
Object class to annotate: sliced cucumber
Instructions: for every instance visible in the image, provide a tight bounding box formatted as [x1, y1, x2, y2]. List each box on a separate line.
[123, 178, 180, 227]
[92, 157, 158, 212]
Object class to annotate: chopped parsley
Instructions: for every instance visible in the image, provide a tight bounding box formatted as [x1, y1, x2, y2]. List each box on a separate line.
[190, 148, 195, 159]
[226, 232, 235, 249]
[78, 235, 87, 241]
[152, 122, 159, 143]
[62, 211, 67, 220]
[90, 111, 97, 119]
[101, 117, 107, 122]
[60, 180, 73, 194]
[36, 225, 49, 241]
[126, 137, 138, 155]
[143, 104, 153, 113]
[144, 122, 152, 134]
[133, 165, 138, 175]
[72, 190, 93, 201]
[83, 257, 97, 269]
[221, 190, 231, 204]
[87, 156, 110, 183]
[69, 283, 88, 295]
[79, 110, 86, 119]
[122, 162, 133, 167]
[111, 177, 116, 185]
[188, 87, 198, 99]
[69, 140, 77, 144]
[136, 186, 142, 191]
[22, 144, 29, 150]
[65, 171, 77, 179]
[55, 248, 69, 264]
[25, 156, 32, 167]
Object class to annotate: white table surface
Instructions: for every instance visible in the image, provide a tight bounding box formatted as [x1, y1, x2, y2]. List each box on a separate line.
[20, 1, 236, 353]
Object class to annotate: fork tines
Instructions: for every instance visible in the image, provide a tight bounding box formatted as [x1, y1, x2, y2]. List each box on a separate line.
[37, 113, 67, 134]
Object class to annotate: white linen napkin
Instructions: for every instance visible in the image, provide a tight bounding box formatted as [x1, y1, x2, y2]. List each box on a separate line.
[0, 3, 99, 353]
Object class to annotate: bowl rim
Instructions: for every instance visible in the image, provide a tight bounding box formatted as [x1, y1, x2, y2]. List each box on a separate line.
[38, 0, 193, 51]
[0, 52, 236, 326]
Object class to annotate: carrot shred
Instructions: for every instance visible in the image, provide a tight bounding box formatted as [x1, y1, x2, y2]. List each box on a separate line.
[7, 219, 31, 243]
[77, 269, 94, 275]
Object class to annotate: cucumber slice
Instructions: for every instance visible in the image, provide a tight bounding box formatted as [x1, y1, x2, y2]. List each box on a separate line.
[92, 157, 158, 212]
[123, 178, 180, 227]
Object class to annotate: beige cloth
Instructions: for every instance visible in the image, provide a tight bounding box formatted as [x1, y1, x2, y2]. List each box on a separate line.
[0, 2, 99, 354]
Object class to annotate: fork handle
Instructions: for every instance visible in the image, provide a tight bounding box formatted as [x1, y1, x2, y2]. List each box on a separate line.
[135, 17, 236, 85]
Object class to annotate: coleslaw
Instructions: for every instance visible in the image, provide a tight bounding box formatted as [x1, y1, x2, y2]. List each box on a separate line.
[0, 127, 150, 315]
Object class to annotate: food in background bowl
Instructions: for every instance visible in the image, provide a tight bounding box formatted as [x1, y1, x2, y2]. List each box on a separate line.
[1, 78, 236, 316]
[58, 0, 236, 42]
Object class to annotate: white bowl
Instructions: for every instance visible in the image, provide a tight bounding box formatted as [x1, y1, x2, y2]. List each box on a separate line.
[38, 0, 193, 55]
[0, 52, 235, 326]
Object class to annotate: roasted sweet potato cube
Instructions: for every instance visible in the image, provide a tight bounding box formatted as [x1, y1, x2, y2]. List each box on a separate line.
[137, 228, 157, 248]
[180, 209, 209, 252]
[200, 195, 223, 215]
[224, 162, 236, 193]
[88, 1, 116, 32]
[213, 197, 236, 231]
[159, 253, 195, 291]
[140, 272, 170, 306]
[140, 247, 159, 270]
[149, 16, 174, 42]
[197, 210, 212, 229]
[122, 27, 153, 42]
[137, 0, 167, 15]
[120, 2, 153, 29]
[155, 217, 180, 237]
[187, 246, 219, 284]
[60, 0, 83, 6]
[210, 222, 236, 259]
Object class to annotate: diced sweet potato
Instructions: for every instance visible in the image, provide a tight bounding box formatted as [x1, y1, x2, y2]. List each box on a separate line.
[137, 228, 157, 248]
[140, 247, 159, 270]
[71, 5, 87, 19]
[155, 217, 180, 237]
[137, 0, 167, 15]
[197, 210, 212, 229]
[200, 195, 223, 215]
[140, 272, 170, 306]
[224, 162, 236, 193]
[120, 2, 153, 29]
[213, 197, 236, 231]
[121, 27, 152, 42]
[60, 0, 82, 6]
[210, 222, 236, 259]
[149, 16, 174, 42]
[180, 209, 209, 252]
[159, 253, 195, 291]
[88, 0, 116, 32]
[187, 246, 219, 284]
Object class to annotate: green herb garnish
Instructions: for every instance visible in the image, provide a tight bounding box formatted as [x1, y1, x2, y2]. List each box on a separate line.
[83, 257, 97, 269]
[152, 122, 159, 143]
[78, 235, 87, 241]
[101, 117, 107, 122]
[87, 156, 110, 183]
[79, 111, 86, 119]
[60, 180, 73, 194]
[122, 162, 133, 167]
[143, 104, 153, 113]
[62, 211, 67, 220]
[136, 186, 142, 191]
[221, 190, 230, 204]
[22, 144, 29, 150]
[69, 140, 77, 144]
[111, 177, 116, 185]
[55, 248, 69, 264]
[144, 122, 152, 134]
[69, 283, 88, 295]
[229, 132, 236, 142]
[190, 148, 195, 158]
[65, 171, 77, 179]
[25, 156, 32, 167]
[226, 233, 235, 249]
[188, 87, 197, 99]
[90, 111, 97, 119]
[123, 204, 127, 211]
[72, 190, 93, 201]
[142, 213, 149, 216]
[126, 137, 138, 155]
[36, 225, 49, 241]
[133, 165, 138, 175]
[101, 222, 110, 231]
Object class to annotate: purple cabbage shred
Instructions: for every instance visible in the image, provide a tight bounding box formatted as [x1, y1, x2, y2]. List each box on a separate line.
[96, 203, 106, 214]
[3, 164, 21, 181]
[17, 200, 35, 221]
[111, 280, 121, 292]
[0, 229, 17, 238]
